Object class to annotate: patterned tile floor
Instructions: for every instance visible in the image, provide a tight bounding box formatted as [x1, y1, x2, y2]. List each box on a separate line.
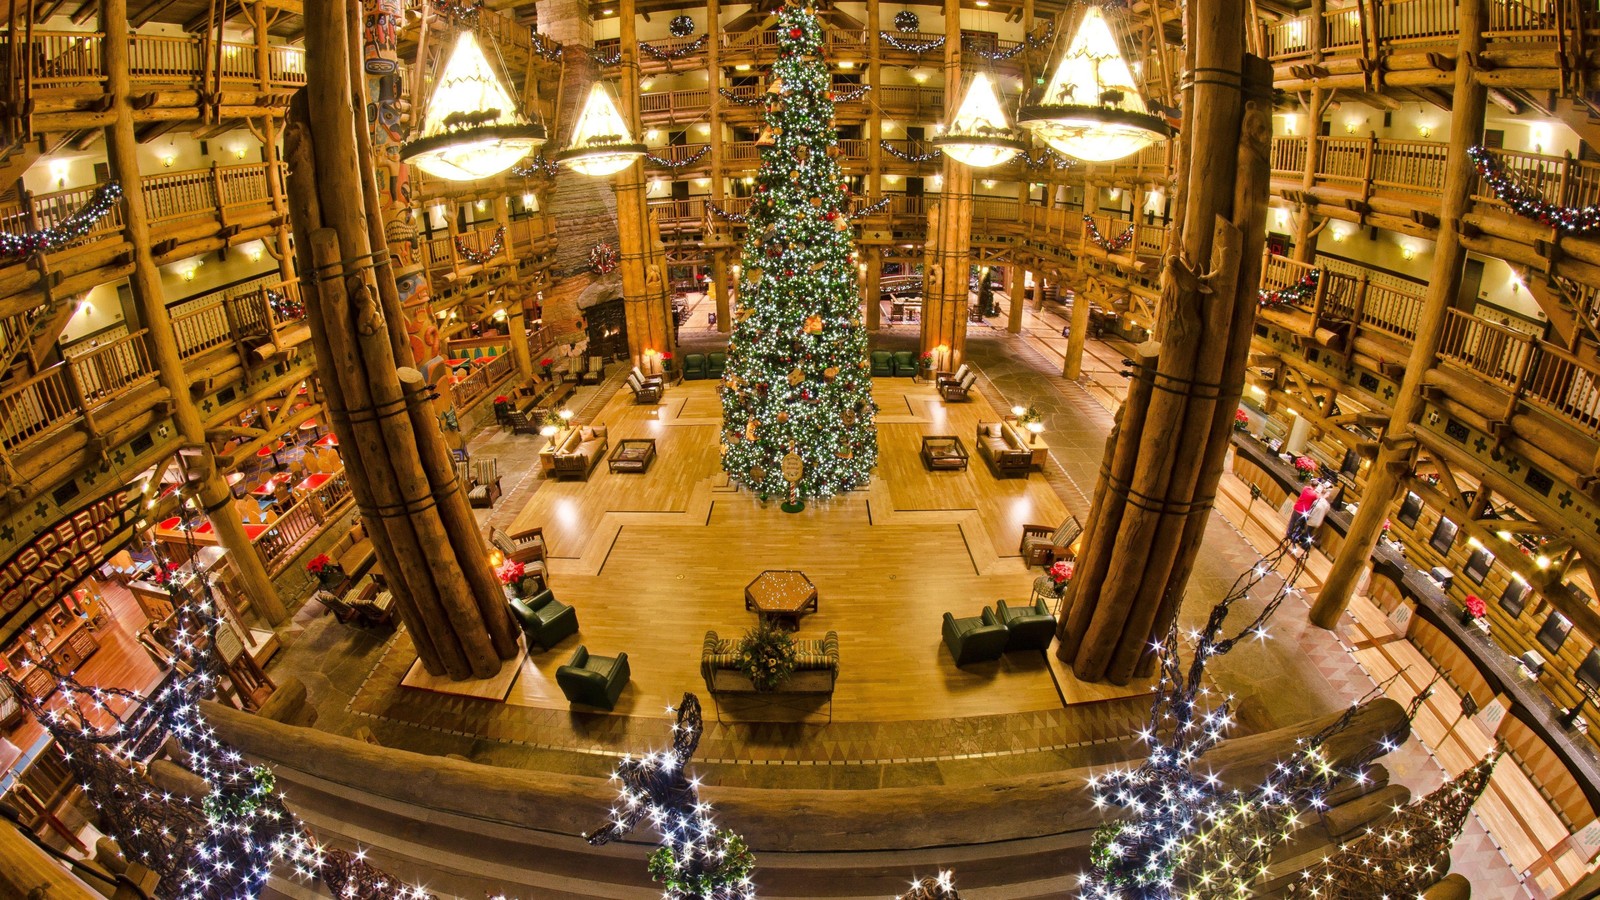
[264, 322, 1532, 892]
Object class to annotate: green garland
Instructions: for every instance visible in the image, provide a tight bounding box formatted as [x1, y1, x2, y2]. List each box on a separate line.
[1257, 269, 1319, 308]
[647, 830, 755, 896]
[735, 621, 796, 691]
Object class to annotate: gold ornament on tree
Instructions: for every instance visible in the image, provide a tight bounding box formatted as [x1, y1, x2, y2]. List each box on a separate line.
[787, 368, 806, 386]
[803, 315, 823, 334]
[823, 366, 839, 382]
[750, 465, 766, 482]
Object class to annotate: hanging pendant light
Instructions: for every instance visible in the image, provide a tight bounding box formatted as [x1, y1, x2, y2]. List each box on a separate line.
[933, 72, 1023, 169]
[1018, 7, 1171, 163]
[556, 82, 646, 177]
[401, 31, 547, 181]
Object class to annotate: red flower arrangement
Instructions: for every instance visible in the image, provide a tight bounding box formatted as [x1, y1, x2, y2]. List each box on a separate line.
[1464, 594, 1487, 619]
[1234, 408, 1249, 427]
[496, 560, 526, 585]
[540, 358, 553, 367]
[1049, 559, 1075, 585]
[662, 351, 673, 361]
[306, 554, 334, 575]
[494, 395, 510, 405]
[1292, 456, 1317, 474]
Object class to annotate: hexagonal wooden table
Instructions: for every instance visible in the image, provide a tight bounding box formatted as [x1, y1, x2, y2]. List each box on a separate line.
[743, 570, 818, 631]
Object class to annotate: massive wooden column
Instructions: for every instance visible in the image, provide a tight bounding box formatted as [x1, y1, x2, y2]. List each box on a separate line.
[1309, 0, 1488, 628]
[707, 0, 733, 334]
[495, 196, 535, 380]
[100, 0, 287, 625]
[283, 0, 517, 680]
[1290, 0, 1325, 264]
[921, 0, 973, 369]
[616, 0, 675, 367]
[1056, 0, 1273, 685]
[1063, 186, 1100, 379]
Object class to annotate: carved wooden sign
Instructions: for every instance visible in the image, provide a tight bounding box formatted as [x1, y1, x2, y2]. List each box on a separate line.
[0, 489, 139, 628]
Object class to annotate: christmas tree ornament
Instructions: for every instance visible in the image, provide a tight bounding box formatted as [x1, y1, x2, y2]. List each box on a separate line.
[804, 315, 824, 333]
[841, 409, 856, 425]
[823, 366, 839, 381]
[777, 410, 790, 423]
[751, 465, 766, 481]
[788, 368, 806, 386]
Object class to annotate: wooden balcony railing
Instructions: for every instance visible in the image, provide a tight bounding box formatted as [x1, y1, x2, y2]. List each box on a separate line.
[1434, 308, 1600, 438]
[450, 351, 514, 409]
[0, 183, 126, 255]
[639, 88, 709, 119]
[0, 330, 157, 452]
[1474, 147, 1600, 217]
[876, 84, 945, 116]
[170, 277, 304, 360]
[648, 198, 707, 225]
[1271, 136, 1447, 198]
[648, 142, 710, 166]
[252, 468, 353, 575]
[4, 31, 306, 89]
[1263, 0, 1564, 62]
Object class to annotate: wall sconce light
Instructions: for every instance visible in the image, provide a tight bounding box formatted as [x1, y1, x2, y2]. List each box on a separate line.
[838, 61, 855, 70]
[735, 63, 751, 71]
[1418, 123, 1433, 139]
[640, 80, 654, 93]
[493, 307, 507, 321]
[930, 174, 943, 190]
[1331, 226, 1347, 242]
[1108, 188, 1121, 200]
[1343, 120, 1358, 135]
[911, 69, 928, 83]
[1282, 114, 1297, 135]
[981, 179, 996, 188]
[247, 245, 263, 263]
[1401, 244, 1416, 260]
[522, 192, 536, 207]
[182, 267, 197, 281]
[645, 129, 660, 141]
[49, 160, 70, 188]
[162, 154, 176, 167]
[475, 199, 488, 211]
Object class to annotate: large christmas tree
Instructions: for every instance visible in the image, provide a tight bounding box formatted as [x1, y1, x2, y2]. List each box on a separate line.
[720, 1, 878, 507]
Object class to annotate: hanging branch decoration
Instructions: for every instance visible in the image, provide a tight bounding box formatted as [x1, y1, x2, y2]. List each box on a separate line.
[591, 47, 623, 66]
[1286, 754, 1499, 899]
[1083, 215, 1134, 253]
[640, 34, 710, 60]
[1258, 268, 1319, 309]
[878, 32, 945, 53]
[707, 200, 750, 223]
[454, 225, 506, 265]
[265, 287, 306, 322]
[430, 0, 483, 27]
[1022, 147, 1077, 171]
[530, 30, 565, 61]
[719, 87, 768, 106]
[513, 154, 562, 178]
[588, 693, 758, 899]
[893, 10, 920, 33]
[831, 83, 872, 103]
[964, 23, 1054, 61]
[0, 182, 122, 260]
[1468, 144, 1600, 234]
[2, 537, 434, 900]
[646, 146, 712, 169]
[879, 139, 943, 163]
[670, 15, 696, 37]
[848, 196, 892, 220]
[1080, 541, 1419, 898]
[589, 241, 620, 274]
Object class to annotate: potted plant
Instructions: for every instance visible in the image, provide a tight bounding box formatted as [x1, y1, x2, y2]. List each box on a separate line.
[497, 559, 538, 598]
[918, 350, 935, 377]
[1292, 456, 1317, 482]
[306, 553, 343, 589]
[1234, 408, 1250, 432]
[735, 620, 796, 692]
[1048, 559, 1075, 597]
[492, 394, 512, 426]
[1461, 594, 1487, 627]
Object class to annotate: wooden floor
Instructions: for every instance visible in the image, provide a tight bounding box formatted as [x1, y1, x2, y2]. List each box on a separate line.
[478, 379, 1143, 722]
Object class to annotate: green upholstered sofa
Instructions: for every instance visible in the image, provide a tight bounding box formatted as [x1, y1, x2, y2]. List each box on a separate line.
[892, 350, 918, 377]
[942, 608, 1008, 666]
[870, 350, 894, 377]
[508, 588, 579, 651]
[682, 353, 708, 379]
[555, 645, 630, 710]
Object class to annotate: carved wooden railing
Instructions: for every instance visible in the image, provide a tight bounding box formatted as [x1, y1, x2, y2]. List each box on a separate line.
[0, 330, 156, 452]
[3, 31, 306, 89]
[252, 468, 353, 574]
[450, 350, 514, 410]
[638, 88, 710, 119]
[169, 277, 303, 360]
[1262, 0, 1567, 61]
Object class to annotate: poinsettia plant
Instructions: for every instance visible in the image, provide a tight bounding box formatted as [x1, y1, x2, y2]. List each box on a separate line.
[1234, 408, 1249, 430]
[306, 554, 333, 575]
[496, 560, 526, 585]
[494, 395, 510, 405]
[1464, 594, 1487, 619]
[1049, 559, 1075, 586]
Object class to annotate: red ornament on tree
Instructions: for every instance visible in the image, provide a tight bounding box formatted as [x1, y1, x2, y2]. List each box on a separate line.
[789, 26, 803, 37]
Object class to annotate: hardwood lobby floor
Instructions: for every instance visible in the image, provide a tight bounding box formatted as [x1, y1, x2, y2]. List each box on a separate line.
[491, 378, 1099, 723]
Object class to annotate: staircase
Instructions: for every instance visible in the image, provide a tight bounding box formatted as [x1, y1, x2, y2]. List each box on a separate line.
[1518, 267, 1600, 367]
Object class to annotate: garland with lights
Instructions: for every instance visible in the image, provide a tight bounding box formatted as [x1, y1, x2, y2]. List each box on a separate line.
[429, 0, 483, 27]
[1083, 215, 1134, 253]
[963, 23, 1053, 61]
[591, 47, 622, 66]
[0, 182, 122, 260]
[670, 14, 696, 37]
[719, 87, 767, 106]
[454, 225, 506, 265]
[589, 241, 620, 274]
[1286, 754, 1498, 899]
[588, 693, 758, 899]
[1258, 268, 1319, 309]
[639, 34, 709, 60]
[878, 32, 945, 53]
[898, 873, 962, 899]
[707, 201, 749, 223]
[849, 196, 892, 219]
[720, 0, 878, 506]
[1469, 144, 1600, 234]
[879, 139, 942, 163]
[1022, 148, 1077, 171]
[893, 10, 920, 32]
[529, 30, 564, 61]
[2, 535, 433, 900]
[513, 154, 562, 177]
[265, 287, 305, 322]
[832, 83, 871, 103]
[1080, 541, 1420, 898]
[646, 146, 712, 169]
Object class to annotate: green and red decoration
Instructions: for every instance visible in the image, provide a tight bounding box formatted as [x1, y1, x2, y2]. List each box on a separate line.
[589, 241, 620, 275]
[1258, 269, 1319, 309]
[1084, 215, 1135, 253]
[1469, 145, 1600, 235]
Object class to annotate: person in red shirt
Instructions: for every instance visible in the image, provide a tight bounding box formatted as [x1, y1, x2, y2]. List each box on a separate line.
[1288, 482, 1322, 544]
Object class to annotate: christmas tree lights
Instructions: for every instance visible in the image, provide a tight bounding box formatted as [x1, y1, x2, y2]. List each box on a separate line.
[588, 693, 758, 899]
[719, 1, 879, 508]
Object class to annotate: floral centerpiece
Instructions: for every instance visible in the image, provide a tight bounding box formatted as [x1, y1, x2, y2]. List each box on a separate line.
[498, 559, 539, 598]
[1461, 593, 1487, 626]
[1234, 408, 1249, 431]
[1292, 456, 1317, 481]
[540, 357, 553, 377]
[735, 621, 796, 692]
[1015, 406, 1043, 429]
[918, 350, 935, 374]
[1048, 559, 1075, 596]
[306, 553, 343, 588]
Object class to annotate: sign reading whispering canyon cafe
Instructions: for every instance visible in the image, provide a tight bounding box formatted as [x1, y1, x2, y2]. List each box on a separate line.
[0, 489, 141, 629]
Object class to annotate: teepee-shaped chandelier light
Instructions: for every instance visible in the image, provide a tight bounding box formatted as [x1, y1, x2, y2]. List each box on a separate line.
[556, 82, 646, 177]
[1018, 6, 1171, 162]
[934, 72, 1024, 168]
[401, 31, 547, 181]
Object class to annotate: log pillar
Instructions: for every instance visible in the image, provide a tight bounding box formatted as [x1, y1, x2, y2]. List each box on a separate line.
[495, 197, 535, 381]
[1291, 0, 1324, 263]
[1006, 261, 1025, 334]
[706, 0, 733, 335]
[1064, 183, 1100, 379]
[1309, 0, 1488, 629]
[920, 0, 973, 370]
[864, 246, 882, 330]
[1056, 0, 1274, 684]
[866, 0, 882, 209]
[280, 0, 518, 680]
[615, 0, 675, 368]
[711, 248, 732, 333]
[100, 0, 286, 625]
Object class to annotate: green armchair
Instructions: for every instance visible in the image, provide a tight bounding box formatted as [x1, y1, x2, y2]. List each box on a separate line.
[556, 645, 630, 709]
[683, 353, 708, 380]
[508, 588, 579, 651]
[707, 351, 728, 378]
[996, 599, 1056, 651]
[942, 608, 1009, 667]
[892, 350, 918, 377]
[870, 350, 894, 377]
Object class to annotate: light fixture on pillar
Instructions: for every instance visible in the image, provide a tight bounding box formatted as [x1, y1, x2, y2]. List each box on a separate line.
[556, 83, 646, 177]
[933, 72, 1023, 168]
[1018, 7, 1172, 162]
[401, 31, 547, 181]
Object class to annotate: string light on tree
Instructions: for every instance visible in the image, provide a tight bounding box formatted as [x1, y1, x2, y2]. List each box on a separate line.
[719, 0, 879, 511]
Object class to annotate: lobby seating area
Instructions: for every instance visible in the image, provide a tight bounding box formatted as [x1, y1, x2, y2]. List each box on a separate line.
[975, 421, 1034, 478]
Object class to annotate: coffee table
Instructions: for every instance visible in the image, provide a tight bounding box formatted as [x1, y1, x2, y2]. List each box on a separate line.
[744, 570, 818, 631]
[920, 434, 969, 471]
[608, 438, 657, 473]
